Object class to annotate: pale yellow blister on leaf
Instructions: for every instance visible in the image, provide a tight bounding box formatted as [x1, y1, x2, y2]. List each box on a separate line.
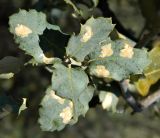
[120, 43, 134, 58]
[15, 24, 32, 38]
[50, 90, 65, 104]
[95, 65, 110, 78]
[99, 43, 113, 58]
[80, 26, 93, 42]
[135, 41, 160, 96]
[59, 101, 73, 124]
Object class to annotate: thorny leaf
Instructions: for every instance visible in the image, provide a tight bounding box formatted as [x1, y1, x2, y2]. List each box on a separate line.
[66, 17, 115, 62]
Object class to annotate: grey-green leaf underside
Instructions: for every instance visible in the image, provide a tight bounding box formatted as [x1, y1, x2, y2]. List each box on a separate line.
[9, 9, 61, 64]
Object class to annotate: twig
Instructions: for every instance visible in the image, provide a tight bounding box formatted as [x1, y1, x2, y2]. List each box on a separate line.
[119, 80, 142, 112]
[140, 89, 160, 109]
[120, 79, 160, 113]
[134, 30, 159, 48]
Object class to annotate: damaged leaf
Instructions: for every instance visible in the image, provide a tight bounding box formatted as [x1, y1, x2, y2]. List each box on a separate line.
[9, 9, 62, 64]
[89, 39, 150, 81]
[66, 17, 115, 62]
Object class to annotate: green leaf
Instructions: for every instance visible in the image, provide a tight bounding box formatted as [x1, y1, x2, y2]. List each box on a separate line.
[39, 87, 73, 131]
[50, 64, 94, 127]
[89, 39, 150, 81]
[99, 91, 118, 112]
[9, 9, 62, 64]
[39, 63, 94, 131]
[66, 17, 115, 62]
[39, 84, 94, 131]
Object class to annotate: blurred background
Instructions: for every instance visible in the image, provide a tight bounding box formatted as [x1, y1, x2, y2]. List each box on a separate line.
[0, 0, 160, 138]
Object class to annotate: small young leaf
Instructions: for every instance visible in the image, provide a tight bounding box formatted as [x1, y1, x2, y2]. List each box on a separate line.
[18, 98, 27, 116]
[89, 39, 150, 81]
[9, 9, 62, 64]
[66, 17, 115, 62]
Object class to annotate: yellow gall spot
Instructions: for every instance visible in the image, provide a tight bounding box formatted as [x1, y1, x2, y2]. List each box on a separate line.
[102, 93, 113, 109]
[15, 24, 32, 38]
[59, 102, 73, 124]
[120, 43, 134, 58]
[95, 65, 110, 78]
[99, 43, 113, 58]
[50, 90, 65, 104]
[80, 25, 93, 42]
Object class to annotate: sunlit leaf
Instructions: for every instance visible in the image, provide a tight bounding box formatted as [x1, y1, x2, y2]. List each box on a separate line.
[135, 43, 160, 96]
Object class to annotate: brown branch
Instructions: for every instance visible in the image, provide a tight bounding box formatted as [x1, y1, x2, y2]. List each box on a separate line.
[119, 80, 142, 112]
[120, 79, 160, 113]
[140, 89, 160, 109]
